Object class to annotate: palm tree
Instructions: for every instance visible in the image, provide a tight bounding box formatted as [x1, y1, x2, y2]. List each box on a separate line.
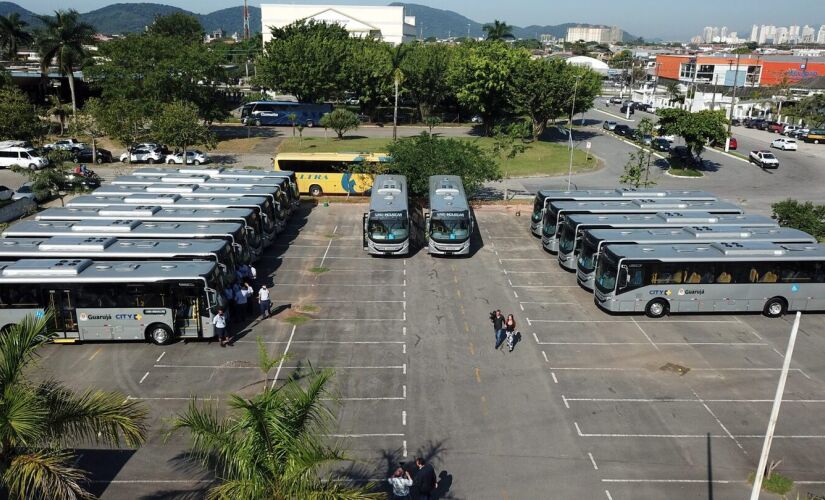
[0, 13, 33, 61]
[169, 365, 383, 499]
[35, 10, 95, 117]
[47, 95, 71, 135]
[385, 43, 410, 141]
[482, 20, 514, 41]
[0, 311, 148, 500]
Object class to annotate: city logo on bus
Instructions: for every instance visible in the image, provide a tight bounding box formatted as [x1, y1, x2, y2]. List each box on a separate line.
[79, 313, 113, 321]
[677, 288, 704, 296]
[649, 290, 673, 296]
[115, 313, 142, 321]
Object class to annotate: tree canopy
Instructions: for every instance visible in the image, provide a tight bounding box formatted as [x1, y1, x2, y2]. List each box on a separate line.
[483, 20, 514, 41]
[0, 87, 43, 142]
[151, 100, 216, 154]
[0, 12, 33, 61]
[387, 132, 501, 197]
[772, 199, 825, 240]
[147, 12, 204, 43]
[656, 108, 729, 158]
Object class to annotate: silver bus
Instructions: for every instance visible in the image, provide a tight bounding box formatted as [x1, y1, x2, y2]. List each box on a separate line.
[130, 167, 301, 208]
[557, 212, 780, 270]
[530, 188, 718, 237]
[3, 220, 252, 264]
[594, 241, 825, 318]
[578, 225, 813, 291]
[0, 236, 239, 282]
[67, 194, 280, 245]
[426, 176, 473, 256]
[542, 199, 743, 253]
[112, 173, 291, 207]
[35, 206, 263, 260]
[363, 175, 410, 256]
[0, 258, 224, 345]
[92, 184, 288, 230]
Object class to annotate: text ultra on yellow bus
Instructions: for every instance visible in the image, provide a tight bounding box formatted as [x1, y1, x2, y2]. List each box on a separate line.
[273, 152, 389, 196]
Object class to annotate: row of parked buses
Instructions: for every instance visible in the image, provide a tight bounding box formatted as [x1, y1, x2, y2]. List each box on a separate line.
[0, 167, 302, 345]
[530, 188, 825, 318]
[362, 175, 475, 257]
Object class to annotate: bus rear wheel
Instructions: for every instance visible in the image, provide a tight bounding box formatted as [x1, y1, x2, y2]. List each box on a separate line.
[147, 324, 173, 345]
[763, 297, 787, 318]
[305, 120, 314, 128]
[645, 299, 669, 318]
[309, 184, 322, 196]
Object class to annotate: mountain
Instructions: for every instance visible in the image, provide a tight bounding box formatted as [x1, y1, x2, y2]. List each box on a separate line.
[199, 6, 261, 36]
[82, 3, 187, 34]
[391, 2, 637, 41]
[0, 2, 40, 27]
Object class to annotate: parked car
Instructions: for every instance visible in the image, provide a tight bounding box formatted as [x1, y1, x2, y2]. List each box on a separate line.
[44, 138, 86, 152]
[652, 137, 671, 151]
[728, 137, 738, 150]
[755, 120, 771, 131]
[613, 125, 633, 137]
[619, 105, 635, 115]
[730, 118, 742, 127]
[73, 148, 112, 164]
[771, 138, 798, 151]
[749, 150, 780, 169]
[120, 148, 163, 164]
[609, 96, 623, 104]
[134, 143, 170, 155]
[791, 128, 810, 140]
[0, 185, 12, 201]
[165, 150, 210, 165]
[767, 122, 785, 134]
[634, 131, 653, 146]
[0, 146, 49, 170]
[602, 120, 617, 131]
[782, 125, 799, 136]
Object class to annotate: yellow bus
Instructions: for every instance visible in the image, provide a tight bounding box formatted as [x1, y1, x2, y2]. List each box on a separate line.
[273, 152, 390, 196]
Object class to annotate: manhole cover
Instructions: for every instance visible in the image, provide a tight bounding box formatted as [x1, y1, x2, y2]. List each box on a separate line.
[660, 362, 690, 376]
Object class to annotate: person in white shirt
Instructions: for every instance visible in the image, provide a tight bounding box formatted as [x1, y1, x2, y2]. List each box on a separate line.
[212, 308, 229, 347]
[234, 285, 247, 322]
[258, 285, 271, 319]
[243, 282, 255, 317]
[388, 467, 413, 499]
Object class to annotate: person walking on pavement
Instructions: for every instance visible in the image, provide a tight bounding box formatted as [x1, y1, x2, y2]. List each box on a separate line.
[491, 309, 506, 350]
[212, 308, 229, 347]
[505, 313, 517, 352]
[234, 284, 247, 322]
[243, 281, 255, 318]
[388, 467, 413, 499]
[413, 457, 437, 500]
[258, 284, 271, 319]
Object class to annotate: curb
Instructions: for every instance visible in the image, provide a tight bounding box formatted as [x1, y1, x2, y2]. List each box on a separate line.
[665, 170, 704, 179]
[705, 147, 750, 163]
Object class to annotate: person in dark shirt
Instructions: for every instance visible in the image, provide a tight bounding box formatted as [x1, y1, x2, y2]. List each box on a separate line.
[491, 309, 506, 349]
[413, 457, 437, 500]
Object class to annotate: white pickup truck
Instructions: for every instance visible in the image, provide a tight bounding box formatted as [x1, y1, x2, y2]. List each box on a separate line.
[749, 150, 779, 169]
[45, 138, 86, 152]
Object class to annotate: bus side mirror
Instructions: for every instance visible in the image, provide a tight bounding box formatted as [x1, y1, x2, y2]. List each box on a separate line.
[424, 212, 430, 238]
[361, 213, 368, 249]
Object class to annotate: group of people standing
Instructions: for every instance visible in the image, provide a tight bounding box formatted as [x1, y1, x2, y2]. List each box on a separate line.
[212, 263, 273, 347]
[388, 457, 438, 500]
[491, 309, 518, 352]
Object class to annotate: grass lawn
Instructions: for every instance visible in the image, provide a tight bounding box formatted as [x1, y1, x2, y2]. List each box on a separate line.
[277, 136, 600, 177]
[668, 166, 704, 177]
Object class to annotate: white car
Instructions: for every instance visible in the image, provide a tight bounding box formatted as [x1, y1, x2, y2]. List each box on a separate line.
[0, 185, 12, 201]
[45, 138, 86, 152]
[165, 150, 210, 165]
[771, 138, 798, 151]
[120, 148, 163, 164]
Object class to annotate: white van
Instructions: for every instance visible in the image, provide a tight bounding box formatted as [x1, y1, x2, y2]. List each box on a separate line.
[0, 147, 48, 170]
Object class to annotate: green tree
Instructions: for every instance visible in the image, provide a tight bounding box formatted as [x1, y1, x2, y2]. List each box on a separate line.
[387, 132, 501, 197]
[424, 115, 441, 133]
[151, 100, 216, 163]
[610, 49, 632, 65]
[72, 98, 106, 164]
[0, 86, 43, 142]
[795, 93, 825, 127]
[46, 96, 70, 136]
[665, 81, 683, 104]
[656, 108, 728, 161]
[402, 42, 453, 119]
[147, 12, 204, 43]
[169, 365, 381, 499]
[11, 152, 75, 205]
[386, 43, 411, 140]
[0, 12, 33, 61]
[88, 96, 150, 156]
[319, 108, 360, 140]
[482, 20, 514, 41]
[570, 40, 588, 55]
[771, 199, 825, 240]
[257, 20, 351, 103]
[620, 118, 656, 187]
[511, 58, 601, 142]
[513, 39, 542, 50]
[448, 42, 529, 135]
[346, 39, 391, 121]
[0, 311, 147, 500]
[35, 10, 95, 116]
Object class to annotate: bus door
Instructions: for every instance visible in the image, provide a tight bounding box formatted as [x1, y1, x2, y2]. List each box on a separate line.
[47, 289, 78, 334]
[362, 213, 369, 250]
[175, 285, 208, 338]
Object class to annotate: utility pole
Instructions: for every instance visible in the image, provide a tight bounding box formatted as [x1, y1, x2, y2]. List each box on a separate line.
[710, 73, 719, 110]
[242, 0, 250, 40]
[567, 75, 582, 190]
[749, 311, 802, 500]
[687, 57, 699, 112]
[726, 52, 741, 152]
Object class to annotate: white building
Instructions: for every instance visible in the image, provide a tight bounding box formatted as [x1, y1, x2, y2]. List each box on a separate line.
[565, 55, 609, 75]
[802, 25, 816, 43]
[260, 4, 415, 45]
[750, 25, 759, 42]
[818, 25, 825, 44]
[565, 26, 622, 44]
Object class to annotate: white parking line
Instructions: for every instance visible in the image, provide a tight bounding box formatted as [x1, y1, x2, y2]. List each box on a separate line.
[574, 423, 825, 439]
[690, 388, 745, 452]
[155, 351, 166, 363]
[562, 395, 569, 409]
[534, 340, 767, 346]
[565, 397, 825, 404]
[588, 452, 598, 470]
[89, 479, 214, 484]
[510, 285, 581, 288]
[604, 490, 613, 500]
[311, 317, 407, 321]
[520, 301, 578, 305]
[325, 433, 405, 438]
[154, 364, 405, 370]
[631, 317, 659, 351]
[529, 319, 739, 323]
[272, 325, 296, 387]
[138, 372, 150, 384]
[602, 479, 744, 484]
[542, 351, 549, 363]
[274, 283, 407, 287]
[242, 340, 405, 345]
[269, 256, 376, 260]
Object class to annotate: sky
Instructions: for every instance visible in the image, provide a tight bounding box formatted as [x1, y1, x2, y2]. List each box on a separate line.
[23, 0, 825, 40]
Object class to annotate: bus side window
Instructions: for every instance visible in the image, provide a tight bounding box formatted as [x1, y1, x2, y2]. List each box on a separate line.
[716, 272, 732, 283]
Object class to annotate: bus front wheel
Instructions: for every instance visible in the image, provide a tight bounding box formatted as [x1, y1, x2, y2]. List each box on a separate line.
[645, 299, 669, 318]
[309, 184, 322, 196]
[305, 120, 314, 128]
[147, 324, 173, 345]
[763, 297, 787, 318]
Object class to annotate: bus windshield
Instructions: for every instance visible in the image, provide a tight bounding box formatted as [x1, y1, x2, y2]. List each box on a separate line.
[558, 224, 577, 253]
[578, 235, 599, 272]
[217, 245, 238, 281]
[543, 208, 559, 237]
[532, 194, 546, 222]
[368, 213, 409, 241]
[595, 253, 619, 294]
[430, 214, 471, 243]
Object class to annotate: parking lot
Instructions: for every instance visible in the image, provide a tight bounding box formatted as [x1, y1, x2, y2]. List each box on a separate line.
[32, 202, 825, 499]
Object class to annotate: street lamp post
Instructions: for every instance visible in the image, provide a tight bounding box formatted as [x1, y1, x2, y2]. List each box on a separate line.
[725, 52, 741, 152]
[567, 75, 582, 190]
